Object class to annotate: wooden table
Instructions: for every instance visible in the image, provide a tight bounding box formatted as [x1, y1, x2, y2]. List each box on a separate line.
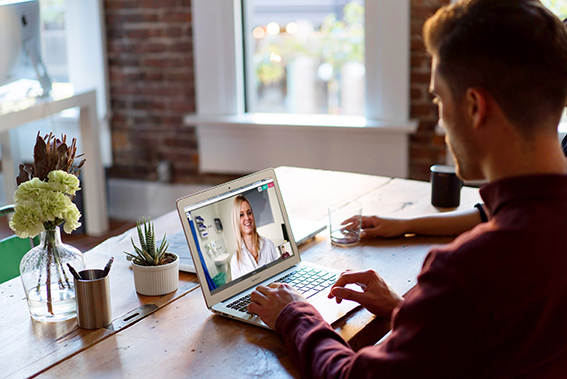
[0, 167, 482, 378]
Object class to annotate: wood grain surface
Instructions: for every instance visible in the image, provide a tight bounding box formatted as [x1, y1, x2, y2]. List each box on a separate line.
[1, 167, 482, 378]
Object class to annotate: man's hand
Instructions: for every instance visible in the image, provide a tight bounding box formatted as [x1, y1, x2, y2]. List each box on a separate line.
[248, 283, 308, 329]
[328, 270, 403, 320]
[351, 215, 408, 238]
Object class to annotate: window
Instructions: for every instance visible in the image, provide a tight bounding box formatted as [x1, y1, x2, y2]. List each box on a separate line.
[541, 0, 567, 20]
[40, 0, 68, 82]
[190, 0, 416, 178]
[3, 0, 111, 167]
[541, 0, 567, 132]
[243, 1, 365, 116]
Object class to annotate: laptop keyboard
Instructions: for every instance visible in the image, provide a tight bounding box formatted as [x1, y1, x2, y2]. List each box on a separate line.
[226, 267, 338, 314]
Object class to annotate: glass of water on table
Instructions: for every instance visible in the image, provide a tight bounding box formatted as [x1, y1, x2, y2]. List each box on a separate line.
[328, 200, 362, 246]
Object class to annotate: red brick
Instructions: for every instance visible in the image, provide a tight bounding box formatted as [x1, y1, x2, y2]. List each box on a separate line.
[411, 5, 445, 20]
[411, 87, 424, 101]
[140, 0, 176, 8]
[411, 104, 437, 118]
[162, 11, 192, 23]
[132, 101, 167, 110]
[410, 71, 432, 84]
[165, 71, 193, 82]
[136, 42, 168, 54]
[171, 41, 192, 52]
[411, 54, 430, 69]
[104, 0, 141, 10]
[109, 56, 140, 67]
[141, 57, 183, 68]
[170, 101, 195, 112]
[142, 71, 165, 81]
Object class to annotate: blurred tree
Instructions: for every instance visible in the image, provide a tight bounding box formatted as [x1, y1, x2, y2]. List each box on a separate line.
[253, 1, 364, 88]
[541, 0, 567, 19]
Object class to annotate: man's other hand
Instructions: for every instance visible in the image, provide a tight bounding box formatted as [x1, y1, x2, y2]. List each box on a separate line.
[248, 283, 307, 330]
[356, 216, 408, 238]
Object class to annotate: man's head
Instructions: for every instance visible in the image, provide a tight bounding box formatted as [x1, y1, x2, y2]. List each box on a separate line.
[423, 0, 567, 180]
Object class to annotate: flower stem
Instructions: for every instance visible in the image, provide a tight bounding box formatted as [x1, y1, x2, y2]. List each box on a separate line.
[45, 235, 53, 315]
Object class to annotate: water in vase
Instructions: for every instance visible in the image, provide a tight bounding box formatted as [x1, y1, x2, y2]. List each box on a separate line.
[26, 287, 76, 322]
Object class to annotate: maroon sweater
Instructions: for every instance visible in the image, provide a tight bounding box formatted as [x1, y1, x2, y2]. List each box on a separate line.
[276, 174, 567, 378]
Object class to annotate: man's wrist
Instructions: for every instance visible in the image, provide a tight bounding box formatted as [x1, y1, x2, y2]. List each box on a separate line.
[275, 301, 321, 337]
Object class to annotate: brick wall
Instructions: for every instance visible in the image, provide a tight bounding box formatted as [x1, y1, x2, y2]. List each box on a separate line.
[104, 0, 202, 183]
[409, 0, 450, 181]
[104, 0, 449, 183]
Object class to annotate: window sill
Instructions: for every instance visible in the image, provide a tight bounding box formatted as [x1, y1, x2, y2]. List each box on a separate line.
[184, 113, 418, 178]
[184, 113, 417, 133]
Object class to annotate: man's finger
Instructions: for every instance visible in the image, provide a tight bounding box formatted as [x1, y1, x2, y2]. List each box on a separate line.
[332, 270, 371, 290]
[255, 284, 272, 296]
[250, 288, 269, 304]
[360, 227, 383, 238]
[331, 287, 364, 304]
[341, 216, 358, 226]
[247, 301, 262, 315]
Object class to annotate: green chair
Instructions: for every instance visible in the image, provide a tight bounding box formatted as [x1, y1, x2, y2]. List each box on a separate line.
[0, 205, 39, 284]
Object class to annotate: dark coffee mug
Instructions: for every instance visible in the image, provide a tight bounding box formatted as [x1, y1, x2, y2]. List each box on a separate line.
[430, 165, 462, 208]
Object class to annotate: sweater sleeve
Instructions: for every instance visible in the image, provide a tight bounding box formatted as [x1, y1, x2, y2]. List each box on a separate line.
[275, 302, 358, 379]
[274, 251, 485, 379]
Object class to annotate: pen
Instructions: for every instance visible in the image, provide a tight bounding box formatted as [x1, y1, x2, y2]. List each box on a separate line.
[67, 263, 82, 280]
[102, 257, 114, 277]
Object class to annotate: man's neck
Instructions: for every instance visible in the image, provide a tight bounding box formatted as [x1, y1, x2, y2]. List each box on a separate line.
[484, 134, 567, 182]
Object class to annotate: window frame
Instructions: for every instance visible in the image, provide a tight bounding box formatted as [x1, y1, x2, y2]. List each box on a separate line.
[189, 0, 416, 177]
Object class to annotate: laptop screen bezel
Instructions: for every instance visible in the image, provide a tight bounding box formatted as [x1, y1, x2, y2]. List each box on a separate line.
[176, 168, 301, 308]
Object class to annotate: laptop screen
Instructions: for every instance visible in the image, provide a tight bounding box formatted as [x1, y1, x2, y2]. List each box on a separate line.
[182, 177, 295, 295]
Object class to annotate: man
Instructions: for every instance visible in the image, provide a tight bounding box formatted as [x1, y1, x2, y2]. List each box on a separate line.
[247, 0, 567, 377]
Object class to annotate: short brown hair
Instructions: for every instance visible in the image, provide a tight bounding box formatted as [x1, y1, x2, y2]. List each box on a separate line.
[424, 0, 567, 134]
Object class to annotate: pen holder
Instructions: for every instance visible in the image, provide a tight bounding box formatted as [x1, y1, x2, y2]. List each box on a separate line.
[75, 269, 112, 329]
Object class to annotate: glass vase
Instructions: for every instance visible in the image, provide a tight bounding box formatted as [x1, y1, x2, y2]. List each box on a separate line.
[19, 226, 85, 322]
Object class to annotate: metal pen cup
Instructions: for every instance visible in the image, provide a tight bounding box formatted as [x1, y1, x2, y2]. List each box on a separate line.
[74, 269, 112, 329]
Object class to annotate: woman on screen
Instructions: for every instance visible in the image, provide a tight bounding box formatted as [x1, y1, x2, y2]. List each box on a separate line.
[230, 195, 279, 280]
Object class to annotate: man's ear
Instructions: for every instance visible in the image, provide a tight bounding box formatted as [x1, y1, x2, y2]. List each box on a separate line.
[464, 88, 487, 129]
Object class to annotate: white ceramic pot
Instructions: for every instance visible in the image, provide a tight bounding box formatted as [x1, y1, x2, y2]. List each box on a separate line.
[132, 253, 179, 296]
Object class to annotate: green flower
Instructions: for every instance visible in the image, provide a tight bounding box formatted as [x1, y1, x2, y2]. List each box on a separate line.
[48, 170, 80, 195]
[9, 200, 45, 238]
[10, 171, 83, 237]
[62, 203, 82, 234]
[36, 190, 71, 222]
[14, 178, 52, 202]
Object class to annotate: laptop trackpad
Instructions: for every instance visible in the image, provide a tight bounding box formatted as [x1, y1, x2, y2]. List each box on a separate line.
[309, 294, 359, 325]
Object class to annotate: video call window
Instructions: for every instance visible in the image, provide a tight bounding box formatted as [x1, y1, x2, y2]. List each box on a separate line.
[184, 179, 294, 294]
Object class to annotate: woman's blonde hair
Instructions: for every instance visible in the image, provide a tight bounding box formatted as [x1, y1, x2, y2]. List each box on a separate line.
[231, 195, 260, 265]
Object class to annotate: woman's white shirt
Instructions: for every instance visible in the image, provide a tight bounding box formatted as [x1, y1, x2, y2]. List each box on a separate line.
[230, 236, 279, 280]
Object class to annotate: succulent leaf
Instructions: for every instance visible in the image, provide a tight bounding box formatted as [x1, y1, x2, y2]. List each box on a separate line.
[127, 217, 169, 266]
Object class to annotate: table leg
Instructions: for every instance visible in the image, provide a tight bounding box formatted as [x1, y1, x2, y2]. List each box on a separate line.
[79, 91, 109, 236]
[0, 130, 18, 204]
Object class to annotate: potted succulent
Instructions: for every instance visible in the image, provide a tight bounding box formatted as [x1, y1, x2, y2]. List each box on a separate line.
[124, 218, 179, 296]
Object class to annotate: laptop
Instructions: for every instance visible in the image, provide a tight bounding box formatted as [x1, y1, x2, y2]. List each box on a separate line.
[176, 168, 358, 328]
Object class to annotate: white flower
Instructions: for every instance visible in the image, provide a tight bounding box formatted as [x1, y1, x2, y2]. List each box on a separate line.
[9, 200, 45, 238]
[36, 190, 71, 221]
[10, 171, 83, 237]
[62, 203, 82, 234]
[48, 170, 80, 195]
[14, 178, 52, 202]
